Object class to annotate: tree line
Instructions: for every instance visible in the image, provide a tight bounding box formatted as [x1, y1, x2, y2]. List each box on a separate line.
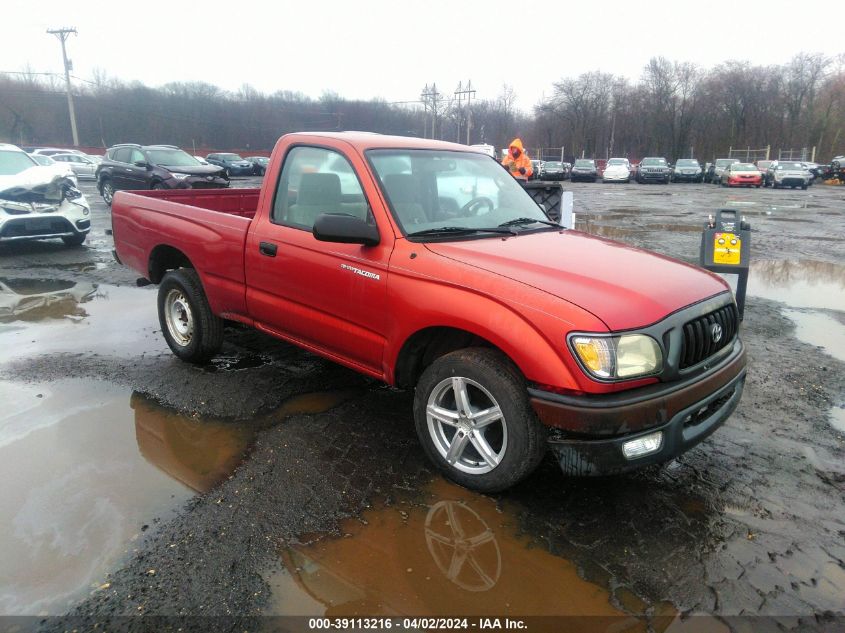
[0, 52, 842, 162]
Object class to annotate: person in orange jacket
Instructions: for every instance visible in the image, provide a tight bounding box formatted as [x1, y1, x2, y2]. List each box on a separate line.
[502, 138, 533, 181]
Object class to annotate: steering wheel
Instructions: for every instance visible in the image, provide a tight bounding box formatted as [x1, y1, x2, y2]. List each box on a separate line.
[460, 196, 495, 216]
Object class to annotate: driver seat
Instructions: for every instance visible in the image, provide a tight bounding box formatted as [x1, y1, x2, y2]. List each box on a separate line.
[382, 174, 427, 227]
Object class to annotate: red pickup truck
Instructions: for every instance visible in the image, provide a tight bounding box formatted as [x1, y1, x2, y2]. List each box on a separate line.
[113, 132, 746, 492]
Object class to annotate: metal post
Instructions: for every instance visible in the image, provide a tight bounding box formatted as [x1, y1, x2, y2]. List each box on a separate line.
[47, 27, 79, 146]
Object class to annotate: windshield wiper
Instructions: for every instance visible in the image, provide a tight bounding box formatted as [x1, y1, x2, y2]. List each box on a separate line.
[498, 217, 562, 229]
[407, 226, 516, 237]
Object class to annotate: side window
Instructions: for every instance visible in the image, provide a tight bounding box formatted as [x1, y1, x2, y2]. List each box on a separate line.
[272, 146, 373, 230]
[113, 148, 131, 163]
[129, 149, 145, 164]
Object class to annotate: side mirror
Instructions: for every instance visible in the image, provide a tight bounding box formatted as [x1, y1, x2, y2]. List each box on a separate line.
[313, 213, 380, 246]
[134, 160, 149, 169]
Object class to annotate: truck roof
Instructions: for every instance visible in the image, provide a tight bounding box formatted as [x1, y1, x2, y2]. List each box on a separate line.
[284, 132, 479, 153]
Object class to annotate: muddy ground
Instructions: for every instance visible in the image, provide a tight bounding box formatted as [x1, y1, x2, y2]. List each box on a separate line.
[1, 177, 844, 632]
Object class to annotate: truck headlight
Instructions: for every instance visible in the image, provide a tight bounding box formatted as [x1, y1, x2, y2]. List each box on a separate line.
[570, 334, 662, 380]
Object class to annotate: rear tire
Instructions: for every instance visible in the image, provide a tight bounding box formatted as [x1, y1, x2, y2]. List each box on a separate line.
[157, 268, 224, 364]
[413, 348, 547, 493]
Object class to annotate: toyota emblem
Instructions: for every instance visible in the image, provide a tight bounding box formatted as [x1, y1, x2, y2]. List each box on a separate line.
[711, 323, 723, 343]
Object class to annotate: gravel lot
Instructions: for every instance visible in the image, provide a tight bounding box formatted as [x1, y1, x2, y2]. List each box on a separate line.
[1, 176, 843, 631]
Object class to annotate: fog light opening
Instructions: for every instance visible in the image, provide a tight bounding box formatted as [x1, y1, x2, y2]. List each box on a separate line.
[622, 431, 663, 460]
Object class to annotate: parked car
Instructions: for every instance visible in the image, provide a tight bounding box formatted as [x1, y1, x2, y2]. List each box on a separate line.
[755, 160, 774, 178]
[529, 160, 544, 181]
[206, 153, 255, 176]
[538, 160, 567, 181]
[769, 161, 811, 190]
[51, 153, 98, 180]
[721, 163, 762, 188]
[32, 147, 101, 164]
[712, 158, 740, 185]
[0, 143, 90, 246]
[28, 153, 78, 186]
[703, 162, 714, 183]
[194, 155, 209, 165]
[570, 158, 598, 182]
[636, 157, 671, 184]
[112, 132, 746, 492]
[96, 144, 229, 206]
[671, 159, 703, 183]
[602, 158, 631, 183]
[245, 156, 270, 176]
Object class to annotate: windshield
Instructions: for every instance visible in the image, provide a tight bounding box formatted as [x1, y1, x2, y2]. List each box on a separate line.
[574, 159, 594, 168]
[676, 159, 699, 167]
[607, 158, 627, 166]
[0, 150, 37, 176]
[544, 161, 562, 169]
[29, 154, 55, 166]
[731, 164, 757, 171]
[641, 158, 667, 166]
[147, 149, 200, 167]
[777, 162, 803, 170]
[219, 153, 244, 161]
[368, 149, 551, 238]
[715, 159, 738, 168]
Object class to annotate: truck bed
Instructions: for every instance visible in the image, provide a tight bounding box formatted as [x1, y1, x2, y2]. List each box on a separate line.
[112, 188, 263, 319]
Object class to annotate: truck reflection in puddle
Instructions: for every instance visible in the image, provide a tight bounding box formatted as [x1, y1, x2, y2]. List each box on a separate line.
[265, 478, 677, 628]
[0, 277, 98, 322]
[134, 389, 359, 493]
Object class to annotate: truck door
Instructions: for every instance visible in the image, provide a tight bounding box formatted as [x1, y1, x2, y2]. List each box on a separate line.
[244, 145, 392, 375]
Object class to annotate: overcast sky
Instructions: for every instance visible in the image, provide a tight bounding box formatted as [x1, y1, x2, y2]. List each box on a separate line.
[4, 0, 843, 111]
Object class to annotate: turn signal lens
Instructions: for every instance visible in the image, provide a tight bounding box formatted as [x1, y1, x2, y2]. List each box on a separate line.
[572, 337, 614, 378]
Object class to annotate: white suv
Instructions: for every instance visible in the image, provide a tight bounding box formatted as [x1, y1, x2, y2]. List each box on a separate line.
[0, 143, 91, 246]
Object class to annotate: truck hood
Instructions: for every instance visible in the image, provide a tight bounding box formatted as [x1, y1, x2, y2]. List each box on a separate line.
[424, 230, 729, 331]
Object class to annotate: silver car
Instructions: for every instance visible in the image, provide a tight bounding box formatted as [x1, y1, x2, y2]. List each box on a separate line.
[51, 153, 98, 180]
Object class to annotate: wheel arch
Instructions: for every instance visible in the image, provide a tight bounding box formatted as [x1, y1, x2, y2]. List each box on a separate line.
[148, 244, 195, 283]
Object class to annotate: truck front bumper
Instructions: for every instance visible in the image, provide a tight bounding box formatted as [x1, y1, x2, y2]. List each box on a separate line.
[529, 339, 746, 476]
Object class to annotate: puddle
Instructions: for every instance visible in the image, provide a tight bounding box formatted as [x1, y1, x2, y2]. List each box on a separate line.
[132, 393, 257, 494]
[265, 478, 654, 622]
[0, 379, 357, 615]
[0, 278, 99, 323]
[0, 282, 164, 365]
[206, 354, 271, 372]
[782, 310, 845, 364]
[0, 381, 194, 615]
[747, 260, 845, 311]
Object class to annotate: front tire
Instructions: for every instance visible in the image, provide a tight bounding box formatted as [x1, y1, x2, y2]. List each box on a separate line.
[62, 233, 86, 247]
[101, 180, 115, 206]
[413, 348, 547, 493]
[157, 268, 224, 363]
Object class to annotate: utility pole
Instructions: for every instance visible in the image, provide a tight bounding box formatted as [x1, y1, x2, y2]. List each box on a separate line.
[47, 27, 79, 146]
[454, 80, 476, 145]
[421, 83, 441, 140]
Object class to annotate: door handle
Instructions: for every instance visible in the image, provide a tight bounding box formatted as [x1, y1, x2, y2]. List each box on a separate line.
[259, 241, 277, 257]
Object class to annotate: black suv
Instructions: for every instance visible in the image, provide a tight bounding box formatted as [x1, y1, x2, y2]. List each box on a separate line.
[96, 144, 228, 206]
[636, 157, 671, 184]
[206, 153, 255, 176]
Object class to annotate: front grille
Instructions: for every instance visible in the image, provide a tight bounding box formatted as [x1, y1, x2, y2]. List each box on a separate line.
[679, 304, 738, 369]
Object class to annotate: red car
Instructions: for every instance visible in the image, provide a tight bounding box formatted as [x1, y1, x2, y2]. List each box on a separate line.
[112, 132, 746, 492]
[722, 163, 763, 188]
